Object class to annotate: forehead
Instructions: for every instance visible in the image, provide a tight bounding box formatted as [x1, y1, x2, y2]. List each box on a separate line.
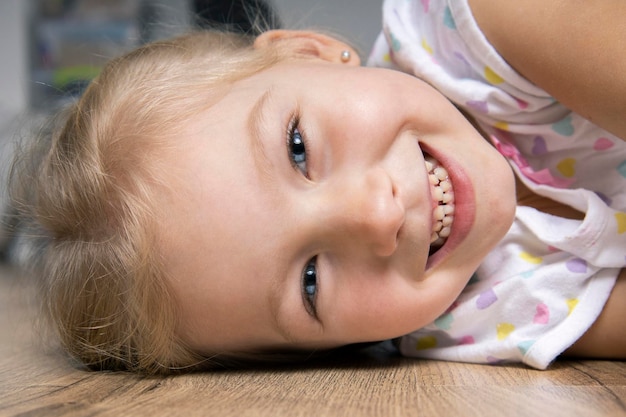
[156, 73, 294, 352]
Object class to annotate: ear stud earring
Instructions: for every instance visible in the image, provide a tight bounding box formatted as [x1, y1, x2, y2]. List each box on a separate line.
[340, 50, 351, 63]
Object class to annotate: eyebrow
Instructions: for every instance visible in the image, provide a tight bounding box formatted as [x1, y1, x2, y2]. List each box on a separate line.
[247, 89, 275, 184]
[247, 89, 300, 344]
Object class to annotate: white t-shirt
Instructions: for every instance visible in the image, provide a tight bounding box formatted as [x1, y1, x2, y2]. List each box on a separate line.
[368, 0, 626, 369]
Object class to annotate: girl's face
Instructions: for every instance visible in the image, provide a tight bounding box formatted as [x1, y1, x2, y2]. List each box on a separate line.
[161, 52, 516, 355]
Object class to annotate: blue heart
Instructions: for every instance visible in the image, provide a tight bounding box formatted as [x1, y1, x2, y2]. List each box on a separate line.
[443, 7, 456, 29]
[551, 116, 574, 136]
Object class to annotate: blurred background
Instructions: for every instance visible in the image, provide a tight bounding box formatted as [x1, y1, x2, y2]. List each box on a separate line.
[0, 0, 382, 261]
[0, 0, 381, 114]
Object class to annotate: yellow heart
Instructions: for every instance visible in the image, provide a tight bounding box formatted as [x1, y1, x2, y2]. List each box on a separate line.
[485, 66, 504, 84]
[494, 121, 509, 131]
[421, 38, 433, 55]
[566, 298, 579, 316]
[497, 323, 515, 340]
[416, 336, 437, 350]
[615, 212, 626, 234]
[556, 158, 576, 178]
[520, 251, 543, 264]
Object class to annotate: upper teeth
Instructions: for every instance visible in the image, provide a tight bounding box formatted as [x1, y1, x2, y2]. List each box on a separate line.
[425, 155, 455, 249]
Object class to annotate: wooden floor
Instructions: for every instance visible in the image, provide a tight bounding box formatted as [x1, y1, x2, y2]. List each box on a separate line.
[1, 264, 625, 417]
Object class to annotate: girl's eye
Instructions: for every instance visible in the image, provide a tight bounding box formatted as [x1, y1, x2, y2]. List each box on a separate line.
[288, 117, 308, 176]
[302, 257, 318, 317]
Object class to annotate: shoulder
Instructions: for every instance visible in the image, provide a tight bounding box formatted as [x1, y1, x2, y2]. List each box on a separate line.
[468, 0, 626, 140]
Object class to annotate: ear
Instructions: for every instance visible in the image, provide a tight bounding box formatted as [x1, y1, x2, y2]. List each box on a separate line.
[254, 30, 361, 66]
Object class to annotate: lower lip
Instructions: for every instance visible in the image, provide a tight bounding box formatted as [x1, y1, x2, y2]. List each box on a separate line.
[420, 143, 476, 270]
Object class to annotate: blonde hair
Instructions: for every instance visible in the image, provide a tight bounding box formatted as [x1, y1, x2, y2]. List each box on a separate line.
[12, 31, 288, 374]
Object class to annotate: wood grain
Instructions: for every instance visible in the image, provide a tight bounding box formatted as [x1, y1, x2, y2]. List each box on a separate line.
[1, 264, 625, 417]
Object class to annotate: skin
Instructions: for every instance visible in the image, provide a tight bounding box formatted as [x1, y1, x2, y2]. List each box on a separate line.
[159, 31, 517, 355]
[469, 0, 626, 141]
[469, 0, 626, 358]
[160, 17, 626, 359]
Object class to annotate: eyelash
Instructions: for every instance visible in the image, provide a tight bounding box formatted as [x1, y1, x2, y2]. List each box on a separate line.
[286, 114, 319, 318]
[286, 114, 310, 178]
[302, 257, 319, 318]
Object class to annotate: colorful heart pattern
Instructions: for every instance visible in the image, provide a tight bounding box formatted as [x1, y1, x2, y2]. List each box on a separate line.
[382, 0, 626, 368]
[616, 212, 626, 234]
[443, 6, 456, 29]
[435, 313, 454, 330]
[484, 66, 504, 85]
[552, 116, 574, 136]
[566, 299, 579, 316]
[531, 136, 548, 155]
[619, 161, 626, 179]
[497, 323, 515, 340]
[416, 336, 437, 350]
[566, 258, 587, 273]
[593, 137, 614, 151]
[520, 252, 543, 264]
[517, 340, 535, 355]
[556, 158, 576, 178]
[533, 303, 550, 324]
[476, 288, 498, 310]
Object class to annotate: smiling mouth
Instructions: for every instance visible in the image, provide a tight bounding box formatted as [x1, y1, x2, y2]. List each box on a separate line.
[424, 154, 455, 255]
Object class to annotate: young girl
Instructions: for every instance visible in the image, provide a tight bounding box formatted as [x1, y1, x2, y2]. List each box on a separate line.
[12, 0, 625, 374]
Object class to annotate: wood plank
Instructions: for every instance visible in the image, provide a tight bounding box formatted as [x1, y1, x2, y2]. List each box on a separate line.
[1, 265, 625, 417]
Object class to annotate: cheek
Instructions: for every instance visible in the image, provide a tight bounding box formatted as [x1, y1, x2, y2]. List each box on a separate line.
[331, 274, 435, 342]
[319, 91, 398, 153]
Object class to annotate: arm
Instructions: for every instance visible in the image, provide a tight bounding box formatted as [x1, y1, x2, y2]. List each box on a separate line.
[564, 268, 626, 359]
[468, 0, 626, 141]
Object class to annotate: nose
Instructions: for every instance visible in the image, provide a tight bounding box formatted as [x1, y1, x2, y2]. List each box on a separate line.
[325, 167, 405, 257]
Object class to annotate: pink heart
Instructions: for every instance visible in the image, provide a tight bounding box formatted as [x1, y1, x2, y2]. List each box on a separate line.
[515, 98, 529, 109]
[421, 0, 430, 12]
[445, 301, 459, 314]
[459, 335, 475, 345]
[594, 137, 614, 151]
[533, 303, 550, 324]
